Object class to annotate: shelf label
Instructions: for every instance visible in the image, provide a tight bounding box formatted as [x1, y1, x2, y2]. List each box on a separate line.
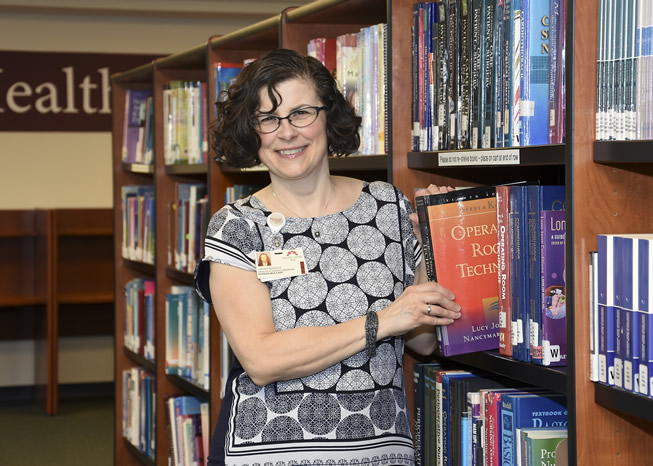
[438, 149, 521, 166]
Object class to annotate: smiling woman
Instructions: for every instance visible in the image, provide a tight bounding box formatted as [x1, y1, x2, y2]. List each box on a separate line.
[195, 48, 461, 466]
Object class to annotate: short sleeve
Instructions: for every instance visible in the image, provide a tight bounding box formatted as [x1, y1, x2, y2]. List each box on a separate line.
[397, 189, 423, 269]
[194, 205, 262, 304]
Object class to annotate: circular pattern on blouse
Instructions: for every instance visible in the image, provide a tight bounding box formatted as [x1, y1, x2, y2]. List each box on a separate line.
[285, 235, 322, 271]
[297, 393, 341, 435]
[206, 208, 229, 236]
[319, 247, 358, 283]
[337, 391, 374, 412]
[356, 262, 394, 298]
[221, 217, 262, 254]
[261, 416, 304, 442]
[384, 242, 404, 280]
[335, 369, 374, 391]
[302, 362, 341, 390]
[234, 397, 267, 439]
[369, 343, 396, 386]
[347, 225, 386, 260]
[311, 214, 349, 244]
[369, 389, 397, 430]
[326, 283, 368, 323]
[336, 413, 375, 440]
[288, 273, 328, 310]
[271, 298, 297, 331]
[343, 191, 378, 224]
[376, 203, 401, 242]
[264, 384, 303, 414]
[369, 182, 397, 203]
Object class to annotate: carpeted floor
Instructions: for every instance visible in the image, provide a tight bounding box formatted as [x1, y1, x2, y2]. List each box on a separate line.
[0, 397, 114, 466]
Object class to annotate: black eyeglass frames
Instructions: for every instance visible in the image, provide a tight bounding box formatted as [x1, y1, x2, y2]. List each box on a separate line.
[253, 106, 327, 134]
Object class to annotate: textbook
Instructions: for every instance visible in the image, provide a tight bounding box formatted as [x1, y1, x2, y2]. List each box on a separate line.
[416, 185, 500, 356]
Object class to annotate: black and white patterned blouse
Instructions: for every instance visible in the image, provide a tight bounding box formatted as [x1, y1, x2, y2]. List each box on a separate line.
[194, 181, 422, 466]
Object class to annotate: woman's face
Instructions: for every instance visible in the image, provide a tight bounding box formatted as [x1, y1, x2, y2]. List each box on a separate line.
[256, 78, 328, 182]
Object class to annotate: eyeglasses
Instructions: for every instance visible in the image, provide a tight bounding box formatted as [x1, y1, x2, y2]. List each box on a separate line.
[253, 106, 327, 134]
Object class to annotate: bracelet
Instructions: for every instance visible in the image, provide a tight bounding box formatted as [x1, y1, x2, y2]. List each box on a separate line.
[365, 311, 378, 358]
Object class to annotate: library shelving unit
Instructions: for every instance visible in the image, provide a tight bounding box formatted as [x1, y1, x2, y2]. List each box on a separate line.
[389, 0, 653, 465]
[111, 0, 652, 464]
[111, 61, 158, 466]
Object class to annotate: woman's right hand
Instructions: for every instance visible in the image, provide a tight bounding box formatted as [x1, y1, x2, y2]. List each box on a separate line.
[377, 280, 461, 340]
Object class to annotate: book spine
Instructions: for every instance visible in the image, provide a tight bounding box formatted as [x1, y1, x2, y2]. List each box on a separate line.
[549, 0, 562, 143]
[460, 0, 472, 149]
[614, 236, 625, 387]
[470, 0, 484, 148]
[496, 186, 513, 357]
[590, 251, 600, 382]
[500, 398, 515, 466]
[415, 195, 437, 282]
[414, 363, 425, 465]
[527, 185, 542, 363]
[541, 210, 567, 366]
[494, 0, 506, 147]
[598, 234, 616, 385]
[483, 0, 497, 148]
[622, 236, 638, 392]
[447, 0, 459, 149]
[638, 238, 652, 397]
[437, 0, 449, 149]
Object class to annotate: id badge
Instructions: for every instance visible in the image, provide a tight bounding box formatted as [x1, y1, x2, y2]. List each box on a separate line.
[256, 248, 307, 282]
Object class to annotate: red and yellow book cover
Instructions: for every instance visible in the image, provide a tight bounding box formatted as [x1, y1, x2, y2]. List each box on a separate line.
[416, 187, 500, 356]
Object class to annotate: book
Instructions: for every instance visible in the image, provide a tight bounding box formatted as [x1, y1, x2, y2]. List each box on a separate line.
[510, 185, 530, 361]
[526, 185, 566, 363]
[413, 361, 445, 465]
[416, 185, 500, 356]
[496, 185, 513, 357]
[213, 62, 242, 105]
[589, 250, 600, 382]
[520, 0, 551, 146]
[500, 392, 567, 466]
[122, 89, 152, 164]
[539, 210, 567, 366]
[549, 0, 566, 144]
[636, 236, 652, 397]
[597, 234, 616, 386]
[520, 427, 568, 466]
[436, 369, 470, 465]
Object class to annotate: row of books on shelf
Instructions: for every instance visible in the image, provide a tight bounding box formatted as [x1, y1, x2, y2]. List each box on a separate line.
[122, 185, 155, 264]
[411, 0, 566, 152]
[413, 363, 568, 466]
[168, 182, 208, 274]
[324, 24, 388, 155]
[125, 278, 156, 361]
[589, 233, 653, 399]
[122, 367, 156, 460]
[417, 183, 567, 366]
[163, 80, 210, 165]
[596, 0, 653, 141]
[165, 285, 211, 391]
[166, 395, 210, 466]
[122, 90, 154, 165]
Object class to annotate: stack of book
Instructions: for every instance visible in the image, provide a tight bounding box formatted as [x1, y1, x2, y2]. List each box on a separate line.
[121, 185, 155, 265]
[166, 395, 209, 466]
[311, 23, 388, 155]
[410, 0, 566, 151]
[413, 363, 568, 466]
[416, 184, 568, 366]
[162, 80, 209, 165]
[122, 367, 156, 459]
[165, 285, 211, 391]
[124, 278, 155, 361]
[122, 89, 154, 165]
[590, 233, 653, 398]
[168, 182, 208, 274]
[596, 0, 653, 141]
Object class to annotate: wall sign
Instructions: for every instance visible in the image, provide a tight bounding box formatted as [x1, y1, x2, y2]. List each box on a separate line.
[0, 50, 160, 132]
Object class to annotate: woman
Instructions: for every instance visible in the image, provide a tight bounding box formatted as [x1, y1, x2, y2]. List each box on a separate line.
[194, 48, 461, 465]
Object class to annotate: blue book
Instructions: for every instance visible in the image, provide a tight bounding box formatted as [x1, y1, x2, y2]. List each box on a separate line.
[165, 293, 181, 375]
[597, 234, 616, 386]
[520, 0, 551, 145]
[441, 371, 471, 466]
[636, 237, 653, 397]
[615, 236, 636, 391]
[540, 210, 568, 366]
[527, 185, 565, 364]
[500, 392, 567, 465]
[510, 185, 530, 361]
[493, 0, 505, 147]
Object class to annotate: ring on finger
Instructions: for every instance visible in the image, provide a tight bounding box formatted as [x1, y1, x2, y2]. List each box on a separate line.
[427, 304, 432, 315]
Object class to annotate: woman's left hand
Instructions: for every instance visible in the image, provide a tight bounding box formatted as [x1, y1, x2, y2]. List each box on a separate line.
[410, 184, 455, 244]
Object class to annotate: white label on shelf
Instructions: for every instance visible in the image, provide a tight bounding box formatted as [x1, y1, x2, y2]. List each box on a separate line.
[640, 364, 649, 395]
[624, 360, 633, 391]
[438, 149, 520, 167]
[499, 311, 506, 328]
[614, 358, 623, 388]
[130, 163, 151, 173]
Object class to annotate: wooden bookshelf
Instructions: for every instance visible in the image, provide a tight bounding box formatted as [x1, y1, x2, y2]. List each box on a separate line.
[110, 0, 653, 464]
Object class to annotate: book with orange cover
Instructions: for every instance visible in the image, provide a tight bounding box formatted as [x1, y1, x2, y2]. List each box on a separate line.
[416, 185, 500, 356]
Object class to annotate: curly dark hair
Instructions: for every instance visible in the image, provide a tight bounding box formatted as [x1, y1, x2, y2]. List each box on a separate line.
[212, 48, 362, 168]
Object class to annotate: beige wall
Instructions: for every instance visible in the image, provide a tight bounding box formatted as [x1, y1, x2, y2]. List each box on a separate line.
[0, 3, 299, 386]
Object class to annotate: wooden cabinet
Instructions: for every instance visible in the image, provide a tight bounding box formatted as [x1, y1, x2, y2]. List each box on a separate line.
[0, 208, 113, 415]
